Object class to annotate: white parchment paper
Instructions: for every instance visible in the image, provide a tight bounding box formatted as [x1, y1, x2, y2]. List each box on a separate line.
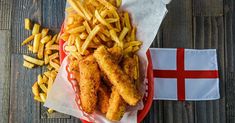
[44, 0, 169, 122]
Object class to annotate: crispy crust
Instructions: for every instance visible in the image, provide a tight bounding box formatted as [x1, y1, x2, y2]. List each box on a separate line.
[106, 87, 126, 121]
[97, 84, 111, 113]
[79, 55, 100, 114]
[93, 46, 141, 106]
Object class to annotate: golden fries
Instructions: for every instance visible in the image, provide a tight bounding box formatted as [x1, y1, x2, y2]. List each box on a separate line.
[81, 25, 101, 54]
[21, 35, 34, 46]
[39, 84, 48, 93]
[32, 82, 39, 96]
[110, 29, 121, 45]
[25, 18, 31, 30]
[47, 44, 59, 50]
[37, 74, 44, 85]
[32, 23, 40, 35]
[116, 0, 122, 7]
[67, 26, 86, 34]
[96, 0, 116, 10]
[27, 45, 33, 52]
[119, 27, 129, 41]
[95, 10, 113, 29]
[75, 0, 92, 20]
[49, 52, 59, 60]
[49, 60, 60, 71]
[23, 60, 35, 69]
[48, 108, 54, 114]
[124, 12, 131, 31]
[41, 28, 49, 38]
[23, 55, 44, 66]
[41, 35, 51, 44]
[37, 42, 44, 59]
[67, 0, 85, 18]
[34, 96, 43, 102]
[33, 34, 42, 53]
[39, 93, 47, 102]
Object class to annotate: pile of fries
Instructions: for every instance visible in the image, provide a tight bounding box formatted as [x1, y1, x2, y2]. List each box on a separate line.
[62, 0, 142, 121]
[22, 18, 61, 113]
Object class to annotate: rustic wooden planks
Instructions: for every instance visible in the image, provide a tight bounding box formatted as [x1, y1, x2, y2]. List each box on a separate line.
[193, 0, 223, 16]
[0, 0, 12, 29]
[0, 30, 11, 123]
[193, 16, 226, 123]
[3, 0, 232, 123]
[9, 54, 41, 123]
[42, 0, 66, 29]
[163, 0, 193, 48]
[224, 0, 235, 122]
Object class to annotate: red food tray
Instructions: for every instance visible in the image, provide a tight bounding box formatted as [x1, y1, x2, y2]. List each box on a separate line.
[59, 23, 154, 123]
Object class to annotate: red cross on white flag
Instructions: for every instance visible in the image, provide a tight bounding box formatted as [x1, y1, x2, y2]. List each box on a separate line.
[150, 48, 220, 101]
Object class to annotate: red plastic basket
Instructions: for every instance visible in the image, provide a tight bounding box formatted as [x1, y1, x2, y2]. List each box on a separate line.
[59, 23, 154, 123]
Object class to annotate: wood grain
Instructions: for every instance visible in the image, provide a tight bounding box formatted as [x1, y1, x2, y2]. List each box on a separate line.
[224, 0, 235, 122]
[0, 0, 12, 29]
[163, 0, 193, 48]
[193, 0, 223, 16]
[2, 0, 233, 123]
[9, 54, 41, 123]
[193, 16, 225, 123]
[0, 30, 11, 123]
[42, 0, 66, 29]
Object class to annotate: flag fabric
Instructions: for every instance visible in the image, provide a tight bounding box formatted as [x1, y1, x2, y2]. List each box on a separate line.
[150, 48, 220, 101]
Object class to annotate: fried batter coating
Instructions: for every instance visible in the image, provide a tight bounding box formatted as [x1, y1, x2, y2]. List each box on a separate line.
[108, 45, 123, 62]
[79, 55, 100, 114]
[93, 46, 141, 106]
[106, 87, 126, 121]
[121, 56, 136, 81]
[97, 84, 111, 113]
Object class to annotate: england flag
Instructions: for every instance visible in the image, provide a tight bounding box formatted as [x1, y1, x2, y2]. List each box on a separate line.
[150, 48, 220, 101]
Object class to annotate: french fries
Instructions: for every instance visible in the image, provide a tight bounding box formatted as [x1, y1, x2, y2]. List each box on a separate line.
[37, 42, 44, 59]
[33, 34, 42, 53]
[25, 18, 31, 30]
[21, 35, 34, 46]
[37, 74, 43, 85]
[49, 60, 60, 71]
[32, 82, 39, 96]
[22, 19, 61, 113]
[41, 28, 49, 38]
[41, 35, 51, 44]
[81, 25, 101, 54]
[32, 23, 40, 35]
[23, 55, 44, 66]
[23, 60, 35, 69]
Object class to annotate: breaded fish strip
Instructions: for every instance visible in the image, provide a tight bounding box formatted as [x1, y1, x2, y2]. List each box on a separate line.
[97, 84, 111, 113]
[79, 55, 100, 114]
[108, 45, 123, 62]
[93, 46, 141, 106]
[121, 56, 136, 81]
[106, 87, 126, 121]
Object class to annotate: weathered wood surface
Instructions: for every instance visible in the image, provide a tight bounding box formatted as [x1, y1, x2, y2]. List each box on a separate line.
[0, 30, 11, 123]
[225, 0, 235, 123]
[193, 0, 223, 16]
[0, 0, 233, 122]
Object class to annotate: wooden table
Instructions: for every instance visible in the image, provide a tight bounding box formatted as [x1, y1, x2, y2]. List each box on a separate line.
[0, 0, 232, 123]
